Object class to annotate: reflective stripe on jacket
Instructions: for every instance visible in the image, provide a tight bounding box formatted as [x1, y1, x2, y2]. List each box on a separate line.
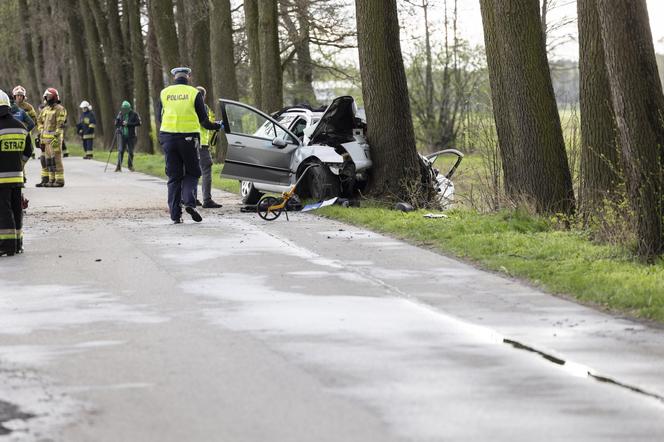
[0, 122, 32, 188]
[199, 106, 215, 146]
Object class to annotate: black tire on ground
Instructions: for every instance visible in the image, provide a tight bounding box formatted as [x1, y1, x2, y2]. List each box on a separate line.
[240, 181, 263, 205]
[306, 164, 340, 201]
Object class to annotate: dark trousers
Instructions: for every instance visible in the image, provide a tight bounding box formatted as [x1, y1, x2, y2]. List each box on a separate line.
[83, 138, 94, 153]
[162, 136, 201, 221]
[197, 146, 213, 203]
[0, 187, 22, 254]
[118, 136, 136, 168]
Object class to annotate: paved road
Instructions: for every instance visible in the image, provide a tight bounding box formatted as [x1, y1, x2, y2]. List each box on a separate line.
[1, 158, 663, 441]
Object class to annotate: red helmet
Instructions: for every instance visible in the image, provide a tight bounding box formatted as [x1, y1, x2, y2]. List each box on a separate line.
[43, 88, 59, 101]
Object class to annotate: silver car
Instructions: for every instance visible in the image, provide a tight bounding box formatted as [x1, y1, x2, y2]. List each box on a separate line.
[220, 96, 371, 203]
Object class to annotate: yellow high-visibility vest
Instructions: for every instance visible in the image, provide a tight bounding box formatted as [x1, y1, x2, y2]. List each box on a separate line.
[199, 106, 215, 146]
[160, 84, 201, 134]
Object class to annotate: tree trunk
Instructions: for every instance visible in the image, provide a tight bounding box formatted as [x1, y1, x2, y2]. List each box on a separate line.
[577, 0, 621, 216]
[258, 0, 283, 112]
[479, 0, 575, 214]
[149, 0, 181, 71]
[79, 0, 114, 140]
[294, 0, 316, 105]
[175, 0, 191, 66]
[17, 0, 39, 97]
[355, 0, 428, 203]
[62, 1, 89, 114]
[107, 0, 133, 100]
[597, 0, 664, 259]
[127, 0, 154, 153]
[209, 0, 238, 102]
[244, 0, 262, 108]
[147, 20, 164, 136]
[188, 0, 213, 94]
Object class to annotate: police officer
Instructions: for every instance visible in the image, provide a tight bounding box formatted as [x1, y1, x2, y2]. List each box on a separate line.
[158, 67, 221, 224]
[0, 89, 33, 256]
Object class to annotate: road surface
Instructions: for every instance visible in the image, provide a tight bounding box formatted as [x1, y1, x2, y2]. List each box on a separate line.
[1, 157, 663, 441]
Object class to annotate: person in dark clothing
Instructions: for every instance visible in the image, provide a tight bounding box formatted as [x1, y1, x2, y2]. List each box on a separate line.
[157, 67, 221, 224]
[76, 101, 96, 159]
[114, 101, 141, 172]
[0, 89, 33, 256]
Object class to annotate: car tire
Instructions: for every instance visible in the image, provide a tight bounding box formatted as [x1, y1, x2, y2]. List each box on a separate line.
[306, 164, 340, 201]
[241, 181, 263, 205]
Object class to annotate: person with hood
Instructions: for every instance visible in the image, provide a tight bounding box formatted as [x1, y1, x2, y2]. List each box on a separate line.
[0, 89, 33, 256]
[77, 101, 96, 159]
[114, 100, 141, 172]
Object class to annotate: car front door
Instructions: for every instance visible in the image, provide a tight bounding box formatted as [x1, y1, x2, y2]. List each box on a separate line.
[219, 100, 301, 186]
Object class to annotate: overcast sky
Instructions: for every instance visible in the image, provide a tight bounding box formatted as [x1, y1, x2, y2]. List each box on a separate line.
[441, 0, 664, 60]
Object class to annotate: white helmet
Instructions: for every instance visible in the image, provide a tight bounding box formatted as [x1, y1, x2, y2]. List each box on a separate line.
[79, 100, 91, 109]
[12, 85, 27, 97]
[0, 90, 10, 107]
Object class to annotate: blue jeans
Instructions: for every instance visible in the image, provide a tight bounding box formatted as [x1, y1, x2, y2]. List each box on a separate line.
[162, 135, 201, 221]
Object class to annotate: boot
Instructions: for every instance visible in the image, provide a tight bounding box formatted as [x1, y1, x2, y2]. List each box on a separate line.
[115, 166, 121, 172]
[35, 177, 49, 187]
[51, 182, 65, 188]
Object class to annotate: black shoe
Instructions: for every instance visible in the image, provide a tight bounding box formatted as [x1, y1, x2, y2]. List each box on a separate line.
[173, 218, 183, 224]
[202, 200, 222, 209]
[196, 199, 203, 207]
[115, 166, 121, 172]
[0, 250, 15, 257]
[185, 206, 203, 222]
[35, 182, 47, 187]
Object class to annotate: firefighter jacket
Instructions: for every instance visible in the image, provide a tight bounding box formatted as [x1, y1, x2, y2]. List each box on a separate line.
[0, 110, 33, 188]
[10, 103, 35, 131]
[18, 101, 37, 125]
[77, 110, 96, 139]
[37, 103, 67, 146]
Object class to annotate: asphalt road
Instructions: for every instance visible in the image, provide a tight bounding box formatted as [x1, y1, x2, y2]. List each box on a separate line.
[1, 157, 663, 441]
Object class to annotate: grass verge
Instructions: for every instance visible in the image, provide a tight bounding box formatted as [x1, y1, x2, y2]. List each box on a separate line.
[68, 144, 664, 323]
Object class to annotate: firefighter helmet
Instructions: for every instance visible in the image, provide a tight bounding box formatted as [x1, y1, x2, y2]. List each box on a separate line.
[0, 90, 10, 107]
[43, 88, 59, 101]
[12, 85, 27, 98]
[79, 100, 91, 109]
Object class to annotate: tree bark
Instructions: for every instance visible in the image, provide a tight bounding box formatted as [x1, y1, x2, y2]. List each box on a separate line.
[209, 0, 239, 101]
[355, 0, 428, 203]
[107, 0, 133, 100]
[149, 0, 181, 71]
[79, 0, 114, 140]
[597, 0, 664, 258]
[479, 0, 575, 214]
[188, 0, 213, 94]
[577, 0, 621, 216]
[258, 0, 283, 112]
[127, 0, 154, 153]
[17, 0, 39, 97]
[62, 1, 89, 114]
[175, 0, 191, 66]
[147, 19, 164, 136]
[244, 0, 262, 108]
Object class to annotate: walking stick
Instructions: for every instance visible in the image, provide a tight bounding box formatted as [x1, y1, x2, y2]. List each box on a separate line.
[104, 129, 121, 173]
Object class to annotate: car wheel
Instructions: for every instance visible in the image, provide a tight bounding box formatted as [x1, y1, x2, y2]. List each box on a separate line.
[241, 181, 263, 205]
[306, 164, 340, 201]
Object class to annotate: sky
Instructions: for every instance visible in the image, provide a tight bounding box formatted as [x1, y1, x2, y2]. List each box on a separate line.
[445, 0, 664, 60]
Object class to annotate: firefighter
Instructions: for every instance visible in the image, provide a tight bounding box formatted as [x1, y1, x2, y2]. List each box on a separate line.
[77, 101, 96, 159]
[158, 67, 221, 224]
[9, 94, 35, 132]
[36, 88, 67, 187]
[195, 86, 221, 209]
[12, 86, 37, 128]
[0, 89, 33, 256]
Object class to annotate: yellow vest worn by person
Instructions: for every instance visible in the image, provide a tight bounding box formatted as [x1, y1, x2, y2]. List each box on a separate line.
[160, 84, 201, 134]
[199, 106, 215, 147]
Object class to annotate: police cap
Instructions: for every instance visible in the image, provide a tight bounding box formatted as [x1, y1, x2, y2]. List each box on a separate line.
[170, 67, 192, 77]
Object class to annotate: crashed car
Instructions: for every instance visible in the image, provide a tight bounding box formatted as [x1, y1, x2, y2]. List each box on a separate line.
[219, 96, 463, 207]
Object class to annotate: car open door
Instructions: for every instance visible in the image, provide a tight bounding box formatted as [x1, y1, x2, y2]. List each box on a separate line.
[219, 99, 301, 186]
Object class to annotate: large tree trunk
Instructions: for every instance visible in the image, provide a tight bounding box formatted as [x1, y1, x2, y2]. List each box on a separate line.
[78, 0, 114, 140]
[175, 0, 191, 66]
[188, 0, 213, 94]
[17, 0, 39, 97]
[147, 20, 164, 136]
[127, 0, 154, 153]
[258, 1, 283, 112]
[244, 0, 262, 108]
[597, 0, 664, 259]
[577, 0, 621, 216]
[209, 0, 239, 102]
[355, 0, 428, 203]
[107, 0, 133, 100]
[149, 0, 181, 71]
[479, 0, 575, 215]
[294, 0, 317, 105]
[63, 2, 89, 114]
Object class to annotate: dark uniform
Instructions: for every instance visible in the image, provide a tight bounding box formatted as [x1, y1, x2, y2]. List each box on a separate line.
[158, 67, 221, 223]
[77, 105, 96, 159]
[0, 94, 33, 256]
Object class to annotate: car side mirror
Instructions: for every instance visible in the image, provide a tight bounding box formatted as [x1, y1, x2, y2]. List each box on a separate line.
[272, 137, 288, 148]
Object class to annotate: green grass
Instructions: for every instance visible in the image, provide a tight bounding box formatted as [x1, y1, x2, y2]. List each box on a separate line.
[67, 142, 664, 323]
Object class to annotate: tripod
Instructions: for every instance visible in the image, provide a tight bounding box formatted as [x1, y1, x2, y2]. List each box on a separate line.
[104, 129, 122, 173]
